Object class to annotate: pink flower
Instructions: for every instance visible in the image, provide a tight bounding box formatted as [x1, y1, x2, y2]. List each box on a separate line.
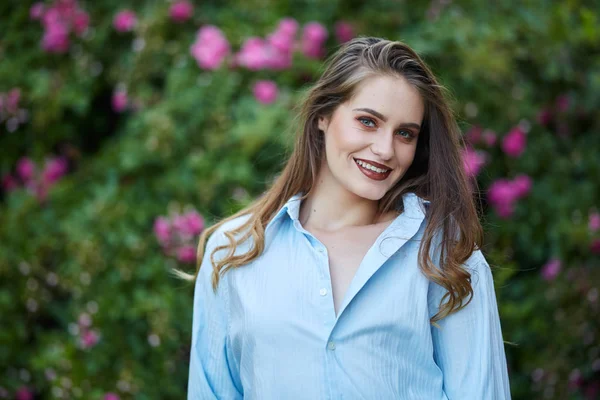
[267, 33, 293, 56]
[104, 393, 120, 400]
[113, 10, 137, 32]
[15, 386, 33, 400]
[176, 245, 196, 263]
[169, 0, 194, 23]
[42, 157, 68, 185]
[80, 329, 100, 348]
[464, 125, 482, 145]
[1, 174, 18, 192]
[5, 88, 21, 114]
[536, 108, 552, 126]
[568, 369, 584, 390]
[253, 80, 278, 104]
[512, 174, 532, 198]
[41, 23, 70, 53]
[555, 94, 570, 113]
[153, 217, 171, 246]
[112, 89, 128, 113]
[190, 25, 231, 70]
[334, 21, 354, 43]
[541, 258, 561, 281]
[183, 211, 204, 236]
[30, 3, 45, 20]
[235, 37, 269, 70]
[301, 21, 328, 59]
[16, 157, 36, 182]
[501, 126, 526, 158]
[591, 239, 600, 255]
[482, 129, 497, 147]
[72, 10, 90, 36]
[487, 179, 517, 218]
[276, 17, 299, 37]
[78, 312, 92, 328]
[487, 175, 532, 218]
[462, 147, 487, 178]
[588, 212, 600, 232]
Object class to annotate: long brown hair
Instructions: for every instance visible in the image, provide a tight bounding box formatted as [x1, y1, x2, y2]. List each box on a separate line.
[173, 36, 483, 327]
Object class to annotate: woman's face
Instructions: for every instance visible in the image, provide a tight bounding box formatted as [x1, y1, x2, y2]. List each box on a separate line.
[318, 74, 425, 201]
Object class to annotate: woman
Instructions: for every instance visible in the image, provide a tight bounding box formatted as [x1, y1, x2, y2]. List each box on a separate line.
[179, 36, 511, 399]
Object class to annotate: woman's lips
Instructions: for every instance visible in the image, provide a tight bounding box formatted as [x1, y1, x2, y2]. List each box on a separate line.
[354, 158, 391, 181]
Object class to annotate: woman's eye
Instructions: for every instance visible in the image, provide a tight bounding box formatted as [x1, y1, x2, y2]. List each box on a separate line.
[358, 117, 376, 128]
[396, 130, 414, 139]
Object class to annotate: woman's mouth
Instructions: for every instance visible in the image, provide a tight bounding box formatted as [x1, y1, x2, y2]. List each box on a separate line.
[353, 158, 392, 181]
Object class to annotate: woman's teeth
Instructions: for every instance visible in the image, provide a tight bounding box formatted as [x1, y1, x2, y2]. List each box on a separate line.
[355, 159, 390, 174]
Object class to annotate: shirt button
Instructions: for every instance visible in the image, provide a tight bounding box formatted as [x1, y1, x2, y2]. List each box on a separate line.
[328, 341, 336, 350]
[319, 288, 327, 296]
[318, 247, 325, 253]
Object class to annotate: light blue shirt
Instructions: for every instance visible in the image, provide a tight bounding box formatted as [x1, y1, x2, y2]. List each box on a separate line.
[188, 191, 511, 399]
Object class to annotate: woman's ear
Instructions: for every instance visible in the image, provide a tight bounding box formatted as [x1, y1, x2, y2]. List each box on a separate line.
[318, 116, 329, 133]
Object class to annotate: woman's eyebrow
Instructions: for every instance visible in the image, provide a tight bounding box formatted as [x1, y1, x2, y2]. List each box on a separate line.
[353, 107, 421, 131]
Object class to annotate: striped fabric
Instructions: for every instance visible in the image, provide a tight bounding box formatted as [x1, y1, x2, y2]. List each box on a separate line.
[188, 191, 511, 399]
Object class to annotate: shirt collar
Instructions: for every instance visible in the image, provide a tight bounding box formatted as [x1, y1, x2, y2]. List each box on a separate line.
[267, 191, 430, 231]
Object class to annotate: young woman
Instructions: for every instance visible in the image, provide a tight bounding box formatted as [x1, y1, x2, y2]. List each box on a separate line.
[180, 36, 511, 399]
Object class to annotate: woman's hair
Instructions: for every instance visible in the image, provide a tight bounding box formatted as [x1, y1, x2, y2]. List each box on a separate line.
[174, 36, 483, 327]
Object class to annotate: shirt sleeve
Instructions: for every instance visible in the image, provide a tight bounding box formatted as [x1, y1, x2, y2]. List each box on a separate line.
[187, 230, 243, 400]
[427, 249, 511, 400]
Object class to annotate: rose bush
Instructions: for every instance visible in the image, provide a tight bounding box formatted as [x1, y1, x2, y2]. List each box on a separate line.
[0, 0, 598, 398]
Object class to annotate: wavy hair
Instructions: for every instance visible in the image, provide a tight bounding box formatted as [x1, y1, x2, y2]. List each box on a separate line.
[174, 36, 483, 327]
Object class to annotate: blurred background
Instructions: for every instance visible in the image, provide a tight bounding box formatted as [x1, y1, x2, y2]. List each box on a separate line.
[1, 0, 599, 399]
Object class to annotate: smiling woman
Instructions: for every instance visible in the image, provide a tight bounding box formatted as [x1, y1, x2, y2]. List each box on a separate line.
[177, 37, 512, 399]
[316, 74, 424, 202]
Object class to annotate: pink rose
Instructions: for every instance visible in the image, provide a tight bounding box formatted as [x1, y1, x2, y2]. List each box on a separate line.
[235, 37, 269, 70]
[30, 3, 45, 20]
[16, 157, 36, 182]
[276, 17, 299, 37]
[301, 21, 328, 59]
[541, 258, 561, 281]
[487, 179, 517, 218]
[589, 212, 600, 233]
[334, 21, 354, 43]
[501, 126, 526, 158]
[464, 125, 482, 145]
[153, 217, 171, 246]
[462, 147, 487, 178]
[184, 211, 204, 236]
[72, 10, 90, 36]
[253, 80, 278, 104]
[555, 94, 570, 113]
[15, 386, 33, 400]
[1, 174, 18, 192]
[113, 10, 137, 32]
[169, 0, 194, 23]
[42, 157, 68, 185]
[41, 23, 70, 53]
[190, 25, 231, 70]
[112, 89, 128, 113]
[176, 245, 196, 263]
[512, 174, 532, 198]
[536, 108, 552, 126]
[104, 393, 120, 400]
[78, 312, 92, 328]
[80, 329, 100, 349]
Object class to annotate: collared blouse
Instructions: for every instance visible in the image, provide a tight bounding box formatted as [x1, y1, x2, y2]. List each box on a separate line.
[188, 191, 512, 399]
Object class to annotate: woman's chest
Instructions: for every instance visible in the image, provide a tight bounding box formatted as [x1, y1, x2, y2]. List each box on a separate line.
[312, 225, 392, 315]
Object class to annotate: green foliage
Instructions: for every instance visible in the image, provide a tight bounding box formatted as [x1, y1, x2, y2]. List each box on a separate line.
[0, 0, 599, 399]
